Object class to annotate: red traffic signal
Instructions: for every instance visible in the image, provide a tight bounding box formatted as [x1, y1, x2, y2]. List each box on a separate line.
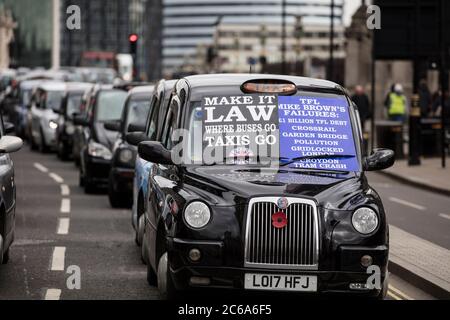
[129, 34, 138, 43]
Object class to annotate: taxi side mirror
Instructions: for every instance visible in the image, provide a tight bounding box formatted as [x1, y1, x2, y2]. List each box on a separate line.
[104, 120, 121, 131]
[73, 115, 89, 127]
[4, 122, 15, 135]
[0, 136, 23, 154]
[364, 149, 395, 171]
[126, 132, 148, 146]
[127, 123, 145, 133]
[138, 141, 173, 165]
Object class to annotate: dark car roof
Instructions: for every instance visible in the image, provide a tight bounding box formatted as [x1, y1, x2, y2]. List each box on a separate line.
[184, 74, 342, 91]
[164, 79, 178, 91]
[65, 82, 94, 93]
[129, 85, 155, 96]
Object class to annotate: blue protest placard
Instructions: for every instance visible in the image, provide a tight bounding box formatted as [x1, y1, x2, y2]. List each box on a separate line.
[278, 95, 359, 172]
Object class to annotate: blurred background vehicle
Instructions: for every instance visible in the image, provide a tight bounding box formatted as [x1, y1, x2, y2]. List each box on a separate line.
[128, 79, 177, 248]
[29, 81, 65, 152]
[74, 85, 128, 193]
[55, 82, 93, 160]
[107, 85, 154, 208]
[0, 114, 23, 265]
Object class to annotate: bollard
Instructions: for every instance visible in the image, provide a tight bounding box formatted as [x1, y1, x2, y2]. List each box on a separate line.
[408, 94, 421, 166]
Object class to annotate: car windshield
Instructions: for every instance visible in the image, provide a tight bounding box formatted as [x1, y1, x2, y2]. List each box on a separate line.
[66, 92, 84, 118]
[185, 90, 360, 172]
[124, 97, 151, 132]
[46, 91, 64, 111]
[95, 90, 127, 122]
[20, 89, 32, 106]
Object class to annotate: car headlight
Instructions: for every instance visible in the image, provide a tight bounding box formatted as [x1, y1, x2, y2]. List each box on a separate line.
[49, 120, 58, 130]
[184, 202, 211, 229]
[65, 124, 75, 135]
[88, 141, 112, 160]
[352, 207, 379, 234]
[119, 148, 134, 164]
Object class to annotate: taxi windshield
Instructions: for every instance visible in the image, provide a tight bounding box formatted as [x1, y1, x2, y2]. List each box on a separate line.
[185, 90, 361, 172]
[46, 91, 64, 111]
[96, 90, 127, 122]
[66, 92, 84, 118]
[124, 97, 151, 132]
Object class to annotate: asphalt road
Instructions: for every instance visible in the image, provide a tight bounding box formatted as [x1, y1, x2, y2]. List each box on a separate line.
[0, 147, 158, 300]
[367, 173, 450, 249]
[0, 147, 436, 300]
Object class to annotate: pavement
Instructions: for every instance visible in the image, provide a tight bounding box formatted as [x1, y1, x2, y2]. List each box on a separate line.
[380, 158, 450, 196]
[367, 172, 450, 299]
[389, 226, 450, 299]
[0, 147, 442, 300]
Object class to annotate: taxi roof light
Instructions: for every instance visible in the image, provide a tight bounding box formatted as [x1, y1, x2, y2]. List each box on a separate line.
[241, 80, 297, 95]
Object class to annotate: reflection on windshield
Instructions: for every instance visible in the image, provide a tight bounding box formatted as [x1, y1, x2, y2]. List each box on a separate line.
[21, 89, 31, 106]
[125, 98, 151, 132]
[66, 93, 83, 118]
[96, 90, 127, 122]
[46, 91, 64, 111]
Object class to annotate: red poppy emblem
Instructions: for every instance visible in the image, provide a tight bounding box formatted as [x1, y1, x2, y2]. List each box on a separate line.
[272, 211, 288, 229]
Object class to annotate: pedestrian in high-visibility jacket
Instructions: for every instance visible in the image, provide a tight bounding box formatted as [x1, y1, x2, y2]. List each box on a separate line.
[385, 84, 408, 122]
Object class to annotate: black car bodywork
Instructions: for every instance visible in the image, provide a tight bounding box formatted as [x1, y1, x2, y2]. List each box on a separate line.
[107, 85, 155, 208]
[138, 74, 395, 299]
[55, 83, 93, 160]
[74, 86, 128, 193]
[0, 117, 23, 265]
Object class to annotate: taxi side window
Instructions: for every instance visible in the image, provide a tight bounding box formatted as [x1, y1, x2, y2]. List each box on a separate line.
[162, 97, 178, 150]
[146, 94, 160, 141]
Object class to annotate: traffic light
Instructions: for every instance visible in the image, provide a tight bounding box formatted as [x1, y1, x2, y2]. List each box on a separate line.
[129, 33, 138, 55]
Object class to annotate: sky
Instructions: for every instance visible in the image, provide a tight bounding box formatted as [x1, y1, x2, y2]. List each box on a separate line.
[344, 0, 365, 26]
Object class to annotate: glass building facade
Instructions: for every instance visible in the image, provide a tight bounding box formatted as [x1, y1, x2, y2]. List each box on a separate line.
[0, 0, 53, 68]
[162, 0, 344, 75]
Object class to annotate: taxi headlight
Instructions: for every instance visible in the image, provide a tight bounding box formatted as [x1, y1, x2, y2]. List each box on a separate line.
[352, 207, 379, 234]
[184, 202, 211, 229]
[88, 141, 112, 160]
[49, 120, 58, 130]
[119, 149, 133, 164]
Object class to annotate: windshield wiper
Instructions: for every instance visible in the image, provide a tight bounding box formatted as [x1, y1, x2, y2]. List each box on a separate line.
[280, 154, 356, 167]
[202, 155, 276, 166]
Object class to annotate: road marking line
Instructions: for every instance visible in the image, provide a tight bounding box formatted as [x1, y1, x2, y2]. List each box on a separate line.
[60, 184, 70, 196]
[44, 288, 61, 300]
[49, 173, 64, 184]
[387, 291, 403, 300]
[60, 198, 71, 214]
[389, 285, 413, 300]
[51, 247, 65, 271]
[57, 218, 70, 235]
[439, 213, 450, 221]
[388, 197, 426, 211]
[33, 163, 48, 173]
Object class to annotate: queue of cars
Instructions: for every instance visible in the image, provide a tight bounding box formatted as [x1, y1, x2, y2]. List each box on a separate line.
[0, 69, 396, 300]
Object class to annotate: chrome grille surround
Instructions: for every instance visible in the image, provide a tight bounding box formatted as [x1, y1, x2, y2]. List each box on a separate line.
[244, 197, 319, 270]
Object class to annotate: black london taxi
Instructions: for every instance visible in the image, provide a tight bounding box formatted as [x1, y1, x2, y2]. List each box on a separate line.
[74, 85, 128, 193]
[106, 85, 155, 208]
[137, 74, 395, 299]
[55, 82, 93, 160]
[0, 117, 23, 265]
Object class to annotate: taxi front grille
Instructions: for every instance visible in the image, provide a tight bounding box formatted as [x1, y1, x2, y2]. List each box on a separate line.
[244, 198, 319, 270]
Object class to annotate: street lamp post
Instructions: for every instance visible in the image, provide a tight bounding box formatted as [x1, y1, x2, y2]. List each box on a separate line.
[259, 24, 267, 73]
[294, 15, 303, 75]
[328, 0, 335, 81]
[281, 0, 287, 74]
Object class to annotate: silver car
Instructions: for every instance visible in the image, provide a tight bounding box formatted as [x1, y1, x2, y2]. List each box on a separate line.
[29, 81, 66, 152]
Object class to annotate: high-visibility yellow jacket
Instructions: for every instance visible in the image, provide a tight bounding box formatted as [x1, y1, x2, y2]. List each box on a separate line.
[388, 93, 406, 115]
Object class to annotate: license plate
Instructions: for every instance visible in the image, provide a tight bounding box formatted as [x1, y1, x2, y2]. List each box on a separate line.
[245, 273, 317, 292]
